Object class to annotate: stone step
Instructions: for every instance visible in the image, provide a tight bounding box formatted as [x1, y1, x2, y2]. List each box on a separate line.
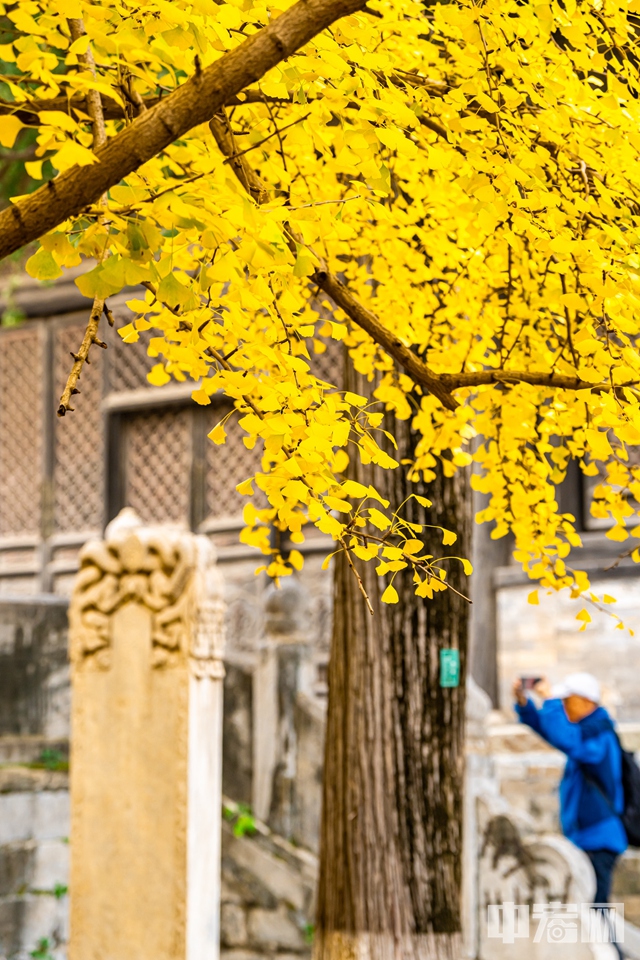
[487, 723, 640, 755]
[0, 737, 69, 766]
[0, 839, 69, 960]
[0, 767, 68, 796]
[0, 891, 68, 959]
[0, 838, 68, 898]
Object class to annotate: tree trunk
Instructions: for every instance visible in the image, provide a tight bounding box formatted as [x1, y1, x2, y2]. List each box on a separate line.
[315, 366, 472, 960]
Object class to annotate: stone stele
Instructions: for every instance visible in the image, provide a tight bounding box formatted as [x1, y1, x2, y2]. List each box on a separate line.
[68, 508, 226, 960]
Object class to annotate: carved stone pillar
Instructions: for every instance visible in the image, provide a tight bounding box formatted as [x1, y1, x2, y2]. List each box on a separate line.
[68, 509, 225, 960]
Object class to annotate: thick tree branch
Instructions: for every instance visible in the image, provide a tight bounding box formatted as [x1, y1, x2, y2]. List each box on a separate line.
[310, 270, 459, 410]
[0, 0, 367, 262]
[209, 105, 628, 409]
[207, 107, 459, 410]
[440, 370, 640, 392]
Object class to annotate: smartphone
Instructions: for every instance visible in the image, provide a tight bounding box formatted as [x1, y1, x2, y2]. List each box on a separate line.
[521, 676, 542, 691]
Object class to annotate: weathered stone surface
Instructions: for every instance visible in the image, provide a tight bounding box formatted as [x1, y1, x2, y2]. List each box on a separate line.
[31, 840, 69, 894]
[0, 599, 69, 739]
[0, 736, 69, 766]
[221, 877, 243, 906]
[0, 840, 69, 897]
[289, 693, 325, 853]
[0, 841, 34, 897]
[496, 576, 640, 720]
[221, 903, 248, 947]
[221, 950, 265, 960]
[0, 788, 70, 960]
[0, 767, 68, 795]
[32, 793, 69, 845]
[222, 822, 315, 915]
[68, 512, 226, 960]
[220, 812, 315, 959]
[619, 725, 640, 752]
[223, 661, 253, 806]
[488, 725, 556, 754]
[222, 856, 278, 912]
[0, 530, 332, 960]
[613, 852, 640, 897]
[247, 907, 305, 951]
[612, 850, 640, 925]
[622, 895, 640, 928]
[264, 583, 310, 637]
[0, 792, 69, 846]
[0, 893, 68, 960]
[0, 898, 25, 958]
[478, 799, 617, 959]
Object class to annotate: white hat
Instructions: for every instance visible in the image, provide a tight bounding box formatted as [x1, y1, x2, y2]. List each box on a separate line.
[551, 672, 601, 704]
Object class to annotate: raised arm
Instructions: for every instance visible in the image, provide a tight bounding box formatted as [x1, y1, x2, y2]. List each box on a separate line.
[513, 679, 543, 734]
[535, 699, 609, 763]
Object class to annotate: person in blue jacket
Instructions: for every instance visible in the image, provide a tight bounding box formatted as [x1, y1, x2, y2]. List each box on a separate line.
[513, 671, 627, 908]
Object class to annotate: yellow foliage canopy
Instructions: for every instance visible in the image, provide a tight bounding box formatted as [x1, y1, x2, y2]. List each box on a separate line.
[5, 0, 640, 614]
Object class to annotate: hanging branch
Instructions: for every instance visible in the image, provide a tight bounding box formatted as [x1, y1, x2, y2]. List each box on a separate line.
[57, 298, 108, 415]
[58, 18, 109, 418]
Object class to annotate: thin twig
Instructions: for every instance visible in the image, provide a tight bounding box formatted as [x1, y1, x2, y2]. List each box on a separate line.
[223, 112, 309, 164]
[339, 537, 375, 615]
[58, 18, 107, 417]
[57, 298, 107, 415]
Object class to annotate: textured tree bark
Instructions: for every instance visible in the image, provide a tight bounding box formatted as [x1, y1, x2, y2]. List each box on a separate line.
[315, 364, 472, 960]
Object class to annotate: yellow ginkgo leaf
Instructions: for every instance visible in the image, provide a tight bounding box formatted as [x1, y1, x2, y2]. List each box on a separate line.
[25, 247, 62, 281]
[381, 584, 399, 604]
[147, 363, 171, 387]
[0, 115, 23, 149]
[208, 422, 227, 444]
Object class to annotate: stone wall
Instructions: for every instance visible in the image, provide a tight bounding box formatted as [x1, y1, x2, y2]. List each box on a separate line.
[0, 565, 327, 959]
[0, 600, 71, 958]
[496, 575, 640, 720]
[0, 763, 318, 960]
[220, 802, 316, 960]
[0, 737, 69, 960]
[0, 598, 69, 739]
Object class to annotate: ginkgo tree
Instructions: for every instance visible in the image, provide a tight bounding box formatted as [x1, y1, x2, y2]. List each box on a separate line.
[3, 0, 640, 955]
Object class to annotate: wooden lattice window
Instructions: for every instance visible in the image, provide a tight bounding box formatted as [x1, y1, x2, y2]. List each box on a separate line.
[123, 407, 192, 525]
[308, 336, 343, 388]
[107, 320, 156, 394]
[205, 405, 265, 519]
[0, 328, 43, 537]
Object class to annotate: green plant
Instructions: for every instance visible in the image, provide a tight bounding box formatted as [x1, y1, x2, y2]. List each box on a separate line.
[30, 938, 54, 960]
[53, 883, 68, 899]
[233, 804, 257, 838]
[223, 802, 257, 838]
[1, 304, 25, 326]
[31, 749, 68, 772]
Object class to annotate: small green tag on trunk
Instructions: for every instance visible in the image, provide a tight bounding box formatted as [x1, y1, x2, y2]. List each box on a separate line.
[440, 649, 460, 688]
